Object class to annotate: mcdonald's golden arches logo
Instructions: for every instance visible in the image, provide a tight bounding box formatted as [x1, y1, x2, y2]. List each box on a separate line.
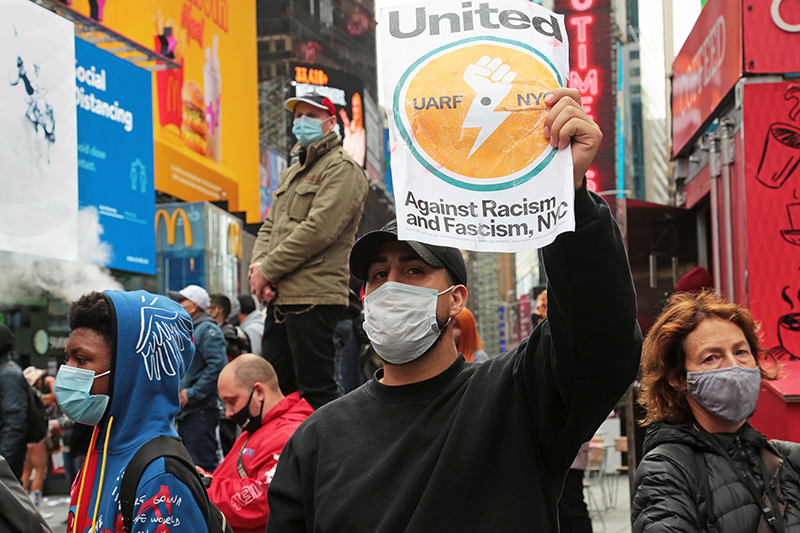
[155, 208, 193, 247]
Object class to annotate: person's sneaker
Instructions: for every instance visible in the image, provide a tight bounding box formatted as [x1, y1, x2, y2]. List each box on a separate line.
[30, 489, 41, 508]
[40, 510, 54, 520]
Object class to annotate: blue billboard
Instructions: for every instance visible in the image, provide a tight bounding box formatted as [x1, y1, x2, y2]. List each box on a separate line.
[75, 38, 155, 274]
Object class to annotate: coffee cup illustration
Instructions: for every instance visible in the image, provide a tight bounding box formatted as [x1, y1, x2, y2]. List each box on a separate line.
[781, 203, 800, 245]
[779, 312, 800, 357]
[757, 123, 800, 188]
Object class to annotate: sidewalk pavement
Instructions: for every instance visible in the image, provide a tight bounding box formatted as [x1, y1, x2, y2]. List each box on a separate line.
[589, 471, 633, 533]
[41, 494, 70, 533]
[42, 475, 634, 533]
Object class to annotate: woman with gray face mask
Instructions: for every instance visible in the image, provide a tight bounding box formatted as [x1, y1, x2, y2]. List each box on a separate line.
[630, 290, 800, 533]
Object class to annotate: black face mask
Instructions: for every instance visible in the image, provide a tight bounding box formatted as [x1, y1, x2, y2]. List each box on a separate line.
[229, 388, 264, 432]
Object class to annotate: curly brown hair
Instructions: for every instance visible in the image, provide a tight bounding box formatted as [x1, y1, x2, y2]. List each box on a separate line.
[639, 290, 779, 425]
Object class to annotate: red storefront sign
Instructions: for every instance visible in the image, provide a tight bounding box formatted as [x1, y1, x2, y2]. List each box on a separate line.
[672, 0, 742, 158]
[554, 0, 615, 194]
[744, 0, 800, 74]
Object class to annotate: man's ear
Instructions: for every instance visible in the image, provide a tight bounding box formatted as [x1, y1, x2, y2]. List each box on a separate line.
[450, 285, 468, 318]
[252, 381, 266, 399]
[322, 114, 336, 134]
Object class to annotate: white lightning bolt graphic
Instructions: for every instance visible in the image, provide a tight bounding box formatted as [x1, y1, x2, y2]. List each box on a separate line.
[464, 108, 511, 159]
[461, 56, 517, 159]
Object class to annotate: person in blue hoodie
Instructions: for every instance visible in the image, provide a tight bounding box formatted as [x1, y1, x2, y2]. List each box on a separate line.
[59, 290, 209, 533]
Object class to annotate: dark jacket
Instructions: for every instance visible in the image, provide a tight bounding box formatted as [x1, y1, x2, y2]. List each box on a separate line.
[266, 187, 642, 532]
[632, 422, 800, 532]
[0, 354, 28, 477]
[178, 312, 227, 413]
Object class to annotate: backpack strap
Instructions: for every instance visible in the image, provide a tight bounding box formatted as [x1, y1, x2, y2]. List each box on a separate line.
[120, 435, 225, 533]
[694, 448, 717, 533]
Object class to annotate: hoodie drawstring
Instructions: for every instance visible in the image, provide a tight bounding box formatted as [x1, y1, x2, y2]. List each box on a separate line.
[73, 425, 100, 533]
[89, 416, 114, 533]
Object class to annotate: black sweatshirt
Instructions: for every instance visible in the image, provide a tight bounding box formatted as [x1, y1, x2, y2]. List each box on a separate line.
[266, 186, 642, 532]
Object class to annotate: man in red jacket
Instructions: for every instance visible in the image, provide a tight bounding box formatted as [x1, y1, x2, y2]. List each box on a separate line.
[205, 354, 313, 533]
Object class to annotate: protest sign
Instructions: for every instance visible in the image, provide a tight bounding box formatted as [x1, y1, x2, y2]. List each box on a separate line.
[380, 0, 573, 252]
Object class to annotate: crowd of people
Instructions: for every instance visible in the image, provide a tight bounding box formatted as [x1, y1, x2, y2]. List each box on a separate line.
[0, 86, 791, 533]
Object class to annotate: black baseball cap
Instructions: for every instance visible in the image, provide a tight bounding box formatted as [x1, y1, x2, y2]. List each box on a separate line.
[349, 220, 467, 286]
[285, 92, 336, 116]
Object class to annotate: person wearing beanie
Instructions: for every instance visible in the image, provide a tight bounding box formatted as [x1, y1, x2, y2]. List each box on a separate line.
[0, 325, 28, 480]
[674, 265, 714, 293]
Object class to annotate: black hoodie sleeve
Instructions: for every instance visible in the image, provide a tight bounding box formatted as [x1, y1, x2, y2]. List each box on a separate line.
[518, 185, 642, 473]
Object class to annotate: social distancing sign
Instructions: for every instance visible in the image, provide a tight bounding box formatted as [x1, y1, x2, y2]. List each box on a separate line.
[381, 0, 573, 251]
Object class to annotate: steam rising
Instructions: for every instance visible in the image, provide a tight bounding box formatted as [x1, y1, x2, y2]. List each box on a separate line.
[0, 206, 122, 304]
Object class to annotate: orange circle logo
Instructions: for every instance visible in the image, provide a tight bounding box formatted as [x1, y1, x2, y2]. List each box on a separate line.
[394, 37, 563, 191]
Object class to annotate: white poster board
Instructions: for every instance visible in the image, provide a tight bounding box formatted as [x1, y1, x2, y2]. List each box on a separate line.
[380, 0, 573, 252]
[0, 0, 78, 260]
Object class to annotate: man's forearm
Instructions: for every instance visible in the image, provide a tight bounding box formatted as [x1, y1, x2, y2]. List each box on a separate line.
[531, 186, 640, 459]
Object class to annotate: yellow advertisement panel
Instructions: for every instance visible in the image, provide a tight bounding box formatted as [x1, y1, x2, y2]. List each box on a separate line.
[69, 0, 260, 222]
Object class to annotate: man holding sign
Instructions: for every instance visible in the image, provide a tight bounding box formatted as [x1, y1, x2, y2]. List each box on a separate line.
[266, 86, 641, 531]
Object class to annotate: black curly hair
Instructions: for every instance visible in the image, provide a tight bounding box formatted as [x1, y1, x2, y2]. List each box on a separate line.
[68, 291, 113, 348]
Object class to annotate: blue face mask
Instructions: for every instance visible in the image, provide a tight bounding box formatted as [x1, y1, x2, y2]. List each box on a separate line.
[54, 366, 111, 426]
[292, 115, 328, 146]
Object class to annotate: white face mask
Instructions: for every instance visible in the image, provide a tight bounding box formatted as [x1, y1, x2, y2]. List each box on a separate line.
[363, 282, 454, 365]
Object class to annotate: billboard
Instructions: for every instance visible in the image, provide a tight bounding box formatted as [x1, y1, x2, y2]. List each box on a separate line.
[75, 38, 155, 274]
[554, 0, 615, 194]
[259, 143, 287, 220]
[672, 0, 741, 157]
[363, 90, 384, 185]
[744, 0, 800, 74]
[0, 0, 78, 260]
[66, 0, 260, 223]
[291, 62, 366, 167]
[156, 201, 243, 295]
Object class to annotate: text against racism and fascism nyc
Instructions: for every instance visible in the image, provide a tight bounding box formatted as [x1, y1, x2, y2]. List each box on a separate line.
[381, 0, 574, 252]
